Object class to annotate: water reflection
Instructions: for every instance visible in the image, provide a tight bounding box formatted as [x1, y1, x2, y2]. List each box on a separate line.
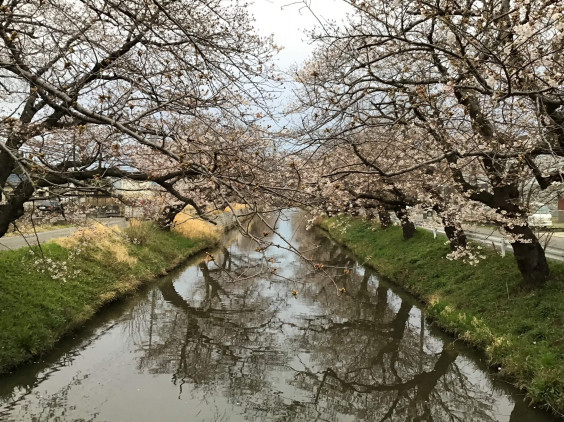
[0, 211, 558, 421]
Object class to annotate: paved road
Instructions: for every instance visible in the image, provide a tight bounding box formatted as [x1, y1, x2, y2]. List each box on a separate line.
[419, 224, 564, 261]
[0, 218, 128, 251]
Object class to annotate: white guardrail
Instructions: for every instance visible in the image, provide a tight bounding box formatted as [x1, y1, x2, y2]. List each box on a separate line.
[419, 225, 564, 262]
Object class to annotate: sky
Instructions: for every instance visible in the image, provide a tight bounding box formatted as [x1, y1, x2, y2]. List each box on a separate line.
[247, 0, 352, 127]
[248, 0, 352, 72]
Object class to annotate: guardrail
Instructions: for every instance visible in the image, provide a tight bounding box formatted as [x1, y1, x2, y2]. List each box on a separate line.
[419, 225, 564, 262]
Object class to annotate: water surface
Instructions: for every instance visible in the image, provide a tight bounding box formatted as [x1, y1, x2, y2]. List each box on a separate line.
[0, 211, 558, 421]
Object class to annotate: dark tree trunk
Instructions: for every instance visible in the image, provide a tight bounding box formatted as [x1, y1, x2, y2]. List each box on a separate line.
[432, 204, 467, 251]
[395, 206, 416, 240]
[0, 179, 35, 239]
[377, 206, 392, 229]
[0, 202, 25, 238]
[157, 203, 186, 231]
[414, 344, 459, 419]
[505, 224, 549, 289]
[0, 103, 46, 239]
[0, 150, 18, 238]
[442, 219, 467, 251]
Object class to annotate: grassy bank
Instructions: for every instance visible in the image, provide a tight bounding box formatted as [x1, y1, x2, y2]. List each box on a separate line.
[0, 221, 214, 374]
[319, 215, 564, 416]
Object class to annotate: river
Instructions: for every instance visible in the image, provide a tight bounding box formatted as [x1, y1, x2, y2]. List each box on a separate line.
[0, 210, 559, 421]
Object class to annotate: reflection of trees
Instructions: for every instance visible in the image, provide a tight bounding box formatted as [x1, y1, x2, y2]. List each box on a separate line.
[125, 212, 544, 422]
[290, 345, 458, 422]
[253, 243, 502, 422]
[0, 372, 99, 422]
[133, 246, 285, 402]
[0, 212, 557, 421]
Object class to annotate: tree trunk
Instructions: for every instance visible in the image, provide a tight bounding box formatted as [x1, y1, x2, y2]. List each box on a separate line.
[365, 206, 376, 221]
[0, 180, 35, 239]
[0, 203, 25, 238]
[442, 219, 467, 251]
[157, 203, 185, 231]
[0, 151, 18, 238]
[377, 206, 391, 229]
[505, 224, 549, 289]
[432, 204, 467, 251]
[0, 107, 42, 239]
[394, 206, 416, 240]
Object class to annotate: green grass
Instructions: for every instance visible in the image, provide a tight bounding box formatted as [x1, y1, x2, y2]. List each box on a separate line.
[319, 216, 564, 417]
[0, 223, 213, 374]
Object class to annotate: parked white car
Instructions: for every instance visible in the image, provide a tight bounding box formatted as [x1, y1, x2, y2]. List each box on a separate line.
[528, 206, 553, 226]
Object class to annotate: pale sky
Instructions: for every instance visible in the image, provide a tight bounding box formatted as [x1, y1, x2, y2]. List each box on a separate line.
[249, 0, 352, 71]
[247, 0, 352, 127]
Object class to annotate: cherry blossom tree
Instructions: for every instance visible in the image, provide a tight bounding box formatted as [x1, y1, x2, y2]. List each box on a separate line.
[0, 0, 281, 236]
[293, 0, 564, 288]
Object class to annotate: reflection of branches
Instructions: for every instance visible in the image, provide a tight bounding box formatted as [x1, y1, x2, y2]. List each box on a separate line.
[296, 346, 457, 395]
[106, 214, 526, 420]
[132, 246, 286, 402]
[0, 212, 552, 422]
[4, 372, 100, 422]
[0, 318, 120, 420]
[208, 246, 267, 283]
[200, 262, 228, 310]
[281, 257, 499, 422]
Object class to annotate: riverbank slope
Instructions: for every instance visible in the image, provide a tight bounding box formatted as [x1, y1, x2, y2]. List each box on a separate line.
[319, 215, 564, 417]
[0, 221, 215, 375]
